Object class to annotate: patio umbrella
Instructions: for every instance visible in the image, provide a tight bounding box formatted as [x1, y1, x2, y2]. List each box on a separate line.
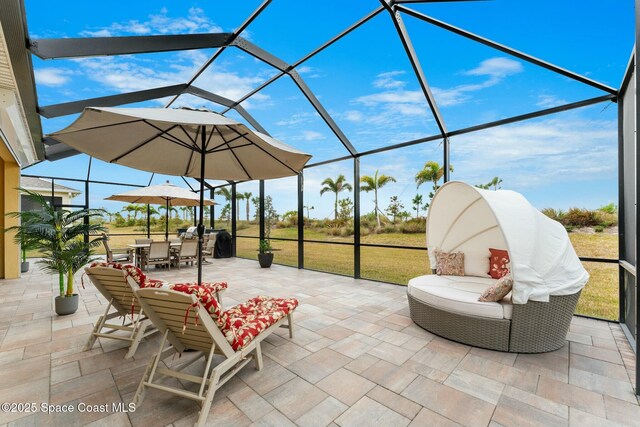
[47, 107, 312, 285]
[105, 180, 216, 241]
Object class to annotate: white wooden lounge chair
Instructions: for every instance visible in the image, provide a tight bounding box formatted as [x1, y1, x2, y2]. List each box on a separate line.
[83, 263, 164, 358]
[133, 287, 298, 427]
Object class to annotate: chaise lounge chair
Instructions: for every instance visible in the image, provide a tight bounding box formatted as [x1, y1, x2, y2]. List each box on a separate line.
[133, 286, 297, 427]
[83, 262, 228, 358]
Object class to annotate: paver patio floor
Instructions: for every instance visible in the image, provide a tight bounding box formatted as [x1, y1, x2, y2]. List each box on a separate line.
[0, 258, 637, 426]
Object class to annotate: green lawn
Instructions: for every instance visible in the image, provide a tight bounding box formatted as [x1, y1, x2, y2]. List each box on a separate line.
[27, 222, 620, 320]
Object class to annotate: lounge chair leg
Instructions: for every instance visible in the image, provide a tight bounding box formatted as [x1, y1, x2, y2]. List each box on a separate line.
[287, 313, 294, 339]
[133, 330, 169, 407]
[195, 368, 221, 427]
[254, 342, 263, 371]
[125, 318, 150, 359]
[84, 300, 113, 351]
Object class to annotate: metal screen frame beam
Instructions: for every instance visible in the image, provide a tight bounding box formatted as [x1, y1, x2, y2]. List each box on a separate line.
[396, 5, 618, 96]
[30, 33, 233, 59]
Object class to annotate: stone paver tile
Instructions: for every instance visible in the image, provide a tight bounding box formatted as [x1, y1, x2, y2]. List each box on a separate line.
[400, 335, 432, 352]
[237, 357, 296, 395]
[359, 359, 417, 394]
[344, 353, 380, 375]
[263, 377, 328, 421]
[51, 361, 81, 385]
[409, 339, 468, 374]
[367, 385, 421, 420]
[329, 334, 380, 359]
[295, 397, 348, 427]
[492, 395, 567, 427]
[317, 325, 355, 341]
[569, 324, 613, 339]
[502, 385, 568, 419]
[367, 342, 414, 366]
[228, 386, 274, 422]
[0, 348, 24, 366]
[173, 397, 251, 427]
[514, 350, 568, 382]
[0, 318, 51, 351]
[536, 376, 606, 417]
[0, 354, 50, 390]
[569, 408, 620, 427]
[469, 346, 517, 366]
[444, 368, 505, 405]
[603, 395, 640, 426]
[337, 318, 384, 336]
[317, 368, 376, 406]
[382, 313, 414, 328]
[263, 342, 311, 366]
[250, 409, 296, 427]
[565, 332, 592, 346]
[288, 348, 352, 384]
[570, 342, 623, 365]
[408, 408, 462, 427]
[569, 368, 636, 404]
[50, 369, 115, 406]
[569, 354, 629, 382]
[371, 328, 413, 346]
[592, 337, 618, 351]
[304, 337, 334, 353]
[401, 375, 494, 427]
[0, 378, 49, 425]
[84, 412, 132, 427]
[335, 396, 410, 427]
[23, 333, 88, 360]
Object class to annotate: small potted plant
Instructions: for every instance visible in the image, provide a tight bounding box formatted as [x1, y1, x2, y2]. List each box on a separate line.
[258, 239, 273, 268]
[5, 189, 106, 315]
[16, 227, 37, 273]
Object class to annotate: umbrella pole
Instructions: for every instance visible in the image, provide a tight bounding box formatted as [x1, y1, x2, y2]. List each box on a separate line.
[165, 199, 169, 241]
[197, 126, 206, 286]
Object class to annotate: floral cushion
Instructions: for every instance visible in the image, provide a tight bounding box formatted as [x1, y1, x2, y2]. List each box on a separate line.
[478, 275, 513, 302]
[219, 296, 299, 351]
[169, 283, 228, 320]
[87, 261, 165, 288]
[489, 248, 510, 279]
[434, 249, 465, 276]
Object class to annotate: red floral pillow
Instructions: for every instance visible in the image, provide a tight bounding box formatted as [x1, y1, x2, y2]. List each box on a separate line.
[169, 282, 226, 321]
[489, 248, 510, 279]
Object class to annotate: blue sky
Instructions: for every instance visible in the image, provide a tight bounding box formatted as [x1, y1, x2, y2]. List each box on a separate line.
[23, 0, 634, 220]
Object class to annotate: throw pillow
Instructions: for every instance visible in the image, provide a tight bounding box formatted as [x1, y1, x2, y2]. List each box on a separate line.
[489, 248, 510, 279]
[435, 249, 465, 276]
[478, 274, 513, 302]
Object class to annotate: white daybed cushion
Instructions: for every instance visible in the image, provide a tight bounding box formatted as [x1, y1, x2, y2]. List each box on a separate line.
[408, 274, 512, 320]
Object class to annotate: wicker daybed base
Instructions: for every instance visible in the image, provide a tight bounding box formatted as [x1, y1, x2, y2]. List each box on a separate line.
[407, 291, 581, 353]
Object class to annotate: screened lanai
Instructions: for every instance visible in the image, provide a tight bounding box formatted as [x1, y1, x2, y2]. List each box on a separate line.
[1, 0, 639, 419]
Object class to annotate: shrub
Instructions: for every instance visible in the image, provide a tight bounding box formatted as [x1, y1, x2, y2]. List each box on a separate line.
[595, 211, 617, 228]
[594, 225, 604, 233]
[400, 218, 426, 234]
[562, 208, 598, 227]
[541, 208, 565, 222]
[565, 225, 574, 232]
[598, 203, 617, 214]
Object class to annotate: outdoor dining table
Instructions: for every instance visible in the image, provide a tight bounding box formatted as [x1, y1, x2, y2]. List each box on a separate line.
[128, 242, 182, 268]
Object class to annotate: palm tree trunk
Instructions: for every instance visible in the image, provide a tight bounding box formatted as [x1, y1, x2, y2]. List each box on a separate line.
[66, 268, 74, 296]
[334, 193, 338, 220]
[58, 272, 64, 298]
[246, 200, 250, 222]
[374, 188, 381, 228]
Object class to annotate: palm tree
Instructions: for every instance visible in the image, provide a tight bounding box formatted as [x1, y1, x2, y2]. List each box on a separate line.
[236, 193, 244, 221]
[5, 189, 106, 298]
[215, 187, 231, 203]
[320, 174, 352, 220]
[415, 161, 454, 208]
[242, 192, 252, 221]
[360, 169, 396, 227]
[412, 194, 424, 218]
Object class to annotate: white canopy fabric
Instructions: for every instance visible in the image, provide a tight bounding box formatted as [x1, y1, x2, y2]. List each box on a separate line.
[105, 181, 216, 207]
[47, 107, 312, 181]
[426, 181, 589, 304]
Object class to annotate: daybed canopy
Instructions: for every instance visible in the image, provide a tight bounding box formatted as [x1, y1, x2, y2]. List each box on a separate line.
[426, 181, 589, 304]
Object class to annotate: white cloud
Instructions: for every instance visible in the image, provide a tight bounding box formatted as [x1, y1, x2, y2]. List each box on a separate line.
[536, 94, 568, 108]
[344, 110, 364, 122]
[80, 7, 223, 37]
[465, 57, 523, 78]
[373, 71, 407, 89]
[34, 68, 72, 86]
[275, 112, 317, 126]
[301, 130, 324, 141]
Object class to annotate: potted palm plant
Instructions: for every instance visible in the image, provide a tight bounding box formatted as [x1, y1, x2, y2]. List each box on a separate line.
[16, 227, 37, 273]
[5, 189, 106, 315]
[258, 239, 273, 268]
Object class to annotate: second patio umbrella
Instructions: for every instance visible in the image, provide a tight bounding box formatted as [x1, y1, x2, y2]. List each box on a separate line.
[105, 180, 216, 241]
[48, 107, 312, 285]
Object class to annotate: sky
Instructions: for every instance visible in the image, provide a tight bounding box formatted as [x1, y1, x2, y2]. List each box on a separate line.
[23, 0, 634, 221]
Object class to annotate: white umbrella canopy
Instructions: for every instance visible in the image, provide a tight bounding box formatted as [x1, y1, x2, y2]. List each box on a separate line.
[48, 107, 311, 180]
[105, 180, 216, 241]
[48, 106, 312, 284]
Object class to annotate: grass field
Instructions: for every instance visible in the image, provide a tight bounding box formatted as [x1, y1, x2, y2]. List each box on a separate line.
[27, 222, 620, 320]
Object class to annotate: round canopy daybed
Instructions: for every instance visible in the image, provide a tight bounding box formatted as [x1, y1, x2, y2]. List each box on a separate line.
[407, 181, 589, 353]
